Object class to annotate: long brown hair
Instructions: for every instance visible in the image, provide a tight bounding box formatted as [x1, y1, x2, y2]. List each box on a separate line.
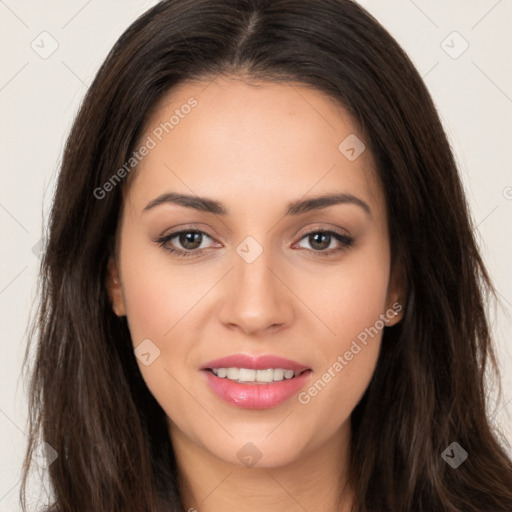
[21, 1, 512, 511]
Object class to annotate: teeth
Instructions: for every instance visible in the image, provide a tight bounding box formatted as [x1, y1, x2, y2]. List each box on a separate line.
[238, 368, 255, 382]
[227, 367, 240, 380]
[211, 367, 302, 383]
[272, 368, 285, 381]
[256, 369, 274, 383]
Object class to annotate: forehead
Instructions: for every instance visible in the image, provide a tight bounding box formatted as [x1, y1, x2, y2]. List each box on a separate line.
[125, 76, 385, 217]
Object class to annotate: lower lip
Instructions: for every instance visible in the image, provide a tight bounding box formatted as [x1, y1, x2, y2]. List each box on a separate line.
[202, 370, 312, 409]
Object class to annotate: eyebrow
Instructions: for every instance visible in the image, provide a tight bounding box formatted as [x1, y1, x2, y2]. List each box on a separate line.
[143, 192, 371, 217]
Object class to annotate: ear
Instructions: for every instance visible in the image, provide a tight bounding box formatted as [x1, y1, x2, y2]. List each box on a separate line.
[384, 259, 407, 327]
[106, 256, 126, 316]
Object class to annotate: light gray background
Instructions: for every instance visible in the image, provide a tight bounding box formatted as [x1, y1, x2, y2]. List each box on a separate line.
[1, 1, 511, 509]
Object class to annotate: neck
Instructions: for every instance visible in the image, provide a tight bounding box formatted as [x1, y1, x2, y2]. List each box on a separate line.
[170, 420, 354, 512]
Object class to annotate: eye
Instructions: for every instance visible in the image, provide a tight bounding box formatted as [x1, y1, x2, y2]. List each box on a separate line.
[294, 230, 354, 257]
[153, 229, 217, 258]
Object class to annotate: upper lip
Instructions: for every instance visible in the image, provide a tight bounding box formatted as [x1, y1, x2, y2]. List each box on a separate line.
[200, 354, 311, 372]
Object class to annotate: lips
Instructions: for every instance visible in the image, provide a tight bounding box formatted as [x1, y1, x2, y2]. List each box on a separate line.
[200, 353, 312, 409]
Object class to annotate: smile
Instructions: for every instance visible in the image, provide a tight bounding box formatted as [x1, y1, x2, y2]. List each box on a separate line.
[200, 353, 313, 409]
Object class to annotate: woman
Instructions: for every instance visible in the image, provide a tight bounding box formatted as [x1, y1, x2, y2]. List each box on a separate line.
[21, 1, 512, 511]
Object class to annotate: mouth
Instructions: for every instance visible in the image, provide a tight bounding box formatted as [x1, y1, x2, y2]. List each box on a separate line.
[200, 354, 313, 409]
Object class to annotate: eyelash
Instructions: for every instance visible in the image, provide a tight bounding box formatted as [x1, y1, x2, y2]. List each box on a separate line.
[153, 227, 354, 259]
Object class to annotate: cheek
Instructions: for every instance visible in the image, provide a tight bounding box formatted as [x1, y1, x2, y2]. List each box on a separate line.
[122, 269, 190, 342]
[117, 232, 213, 406]
[308, 239, 391, 349]
[119, 235, 205, 344]
[296, 242, 390, 415]
[118, 242, 199, 416]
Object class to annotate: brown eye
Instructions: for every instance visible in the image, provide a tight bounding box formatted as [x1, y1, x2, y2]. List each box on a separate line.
[154, 229, 216, 258]
[296, 230, 354, 257]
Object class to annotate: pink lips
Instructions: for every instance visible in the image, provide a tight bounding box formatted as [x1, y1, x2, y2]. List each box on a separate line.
[200, 354, 312, 410]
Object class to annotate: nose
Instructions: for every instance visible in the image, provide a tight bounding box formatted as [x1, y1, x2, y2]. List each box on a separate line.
[217, 245, 295, 336]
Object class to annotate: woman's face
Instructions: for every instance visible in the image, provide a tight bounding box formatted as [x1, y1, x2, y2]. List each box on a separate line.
[107, 76, 404, 468]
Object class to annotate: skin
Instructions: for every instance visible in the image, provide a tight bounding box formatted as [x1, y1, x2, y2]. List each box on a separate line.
[106, 75, 405, 512]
